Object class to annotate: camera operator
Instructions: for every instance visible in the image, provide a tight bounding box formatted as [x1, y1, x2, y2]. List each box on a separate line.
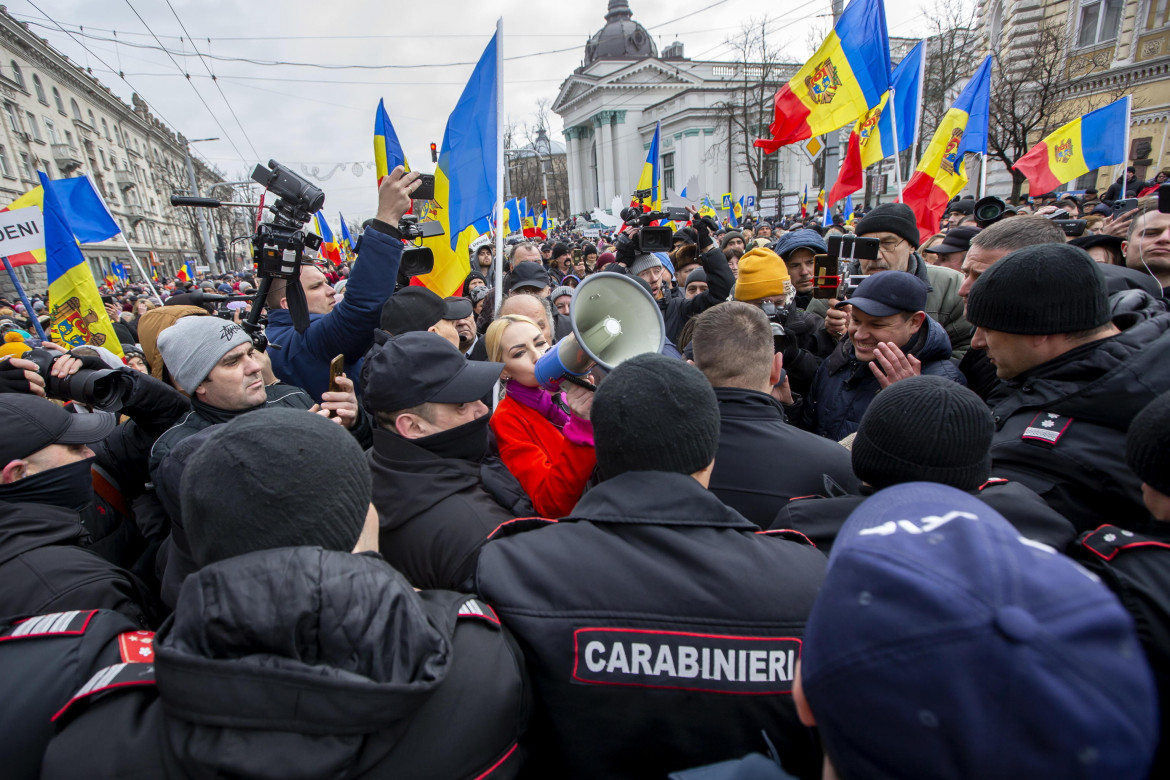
[149, 317, 370, 477]
[616, 207, 734, 343]
[264, 166, 420, 402]
[0, 341, 191, 579]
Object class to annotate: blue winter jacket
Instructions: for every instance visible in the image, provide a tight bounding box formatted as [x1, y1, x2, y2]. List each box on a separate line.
[799, 316, 965, 442]
[266, 226, 403, 402]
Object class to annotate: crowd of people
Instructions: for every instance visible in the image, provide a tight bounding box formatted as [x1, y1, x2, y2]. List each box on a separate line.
[1, 162, 1169, 779]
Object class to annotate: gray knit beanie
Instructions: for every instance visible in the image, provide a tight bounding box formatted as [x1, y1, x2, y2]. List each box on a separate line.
[157, 316, 253, 393]
[592, 353, 719, 481]
[182, 409, 371, 567]
[629, 253, 664, 277]
[852, 376, 993, 491]
[966, 244, 1110, 335]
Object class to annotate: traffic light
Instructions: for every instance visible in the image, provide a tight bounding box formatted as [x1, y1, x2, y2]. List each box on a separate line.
[540, 199, 547, 211]
[430, 143, 438, 163]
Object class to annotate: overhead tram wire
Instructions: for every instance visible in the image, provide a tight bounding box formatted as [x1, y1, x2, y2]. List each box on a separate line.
[163, 0, 259, 160]
[122, 0, 250, 165]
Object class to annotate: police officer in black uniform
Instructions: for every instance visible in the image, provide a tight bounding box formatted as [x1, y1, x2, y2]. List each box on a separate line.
[474, 353, 827, 779]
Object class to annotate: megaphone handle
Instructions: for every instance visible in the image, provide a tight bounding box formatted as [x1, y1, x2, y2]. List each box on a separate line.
[562, 374, 597, 393]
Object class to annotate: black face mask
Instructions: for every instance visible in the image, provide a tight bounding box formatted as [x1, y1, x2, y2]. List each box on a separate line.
[415, 413, 491, 463]
[0, 457, 94, 514]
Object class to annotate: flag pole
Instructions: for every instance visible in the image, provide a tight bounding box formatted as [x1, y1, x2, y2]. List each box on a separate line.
[116, 233, 160, 300]
[493, 16, 504, 316]
[979, 153, 988, 198]
[888, 87, 905, 199]
[2, 256, 48, 341]
[910, 38, 927, 175]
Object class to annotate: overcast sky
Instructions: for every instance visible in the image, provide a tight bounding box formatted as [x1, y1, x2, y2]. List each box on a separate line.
[13, 0, 935, 224]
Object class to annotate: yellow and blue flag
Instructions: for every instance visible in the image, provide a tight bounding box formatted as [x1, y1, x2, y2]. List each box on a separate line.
[902, 56, 992, 242]
[1013, 96, 1130, 196]
[728, 195, 740, 228]
[39, 171, 121, 356]
[374, 98, 409, 186]
[636, 121, 663, 210]
[2, 175, 119, 267]
[338, 212, 354, 259]
[419, 28, 499, 297]
[756, 0, 891, 153]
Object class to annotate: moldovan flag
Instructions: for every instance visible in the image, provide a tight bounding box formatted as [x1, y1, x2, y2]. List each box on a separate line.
[418, 27, 499, 297]
[338, 211, 354, 259]
[374, 98, 409, 185]
[828, 40, 925, 207]
[39, 172, 121, 357]
[728, 197, 739, 228]
[817, 188, 826, 213]
[636, 121, 663, 210]
[176, 262, 193, 283]
[801, 186, 808, 218]
[1013, 96, 1130, 195]
[755, 0, 891, 153]
[901, 56, 992, 243]
[503, 197, 522, 233]
[313, 211, 341, 263]
[2, 175, 120, 267]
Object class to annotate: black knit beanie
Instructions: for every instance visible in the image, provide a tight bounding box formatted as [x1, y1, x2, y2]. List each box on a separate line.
[965, 244, 1110, 335]
[1127, 390, 1170, 496]
[854, 203, 920, 248]
[592, 353, 719, 481]
[852, 376, 993, 491]
[182, 408, 371, 567]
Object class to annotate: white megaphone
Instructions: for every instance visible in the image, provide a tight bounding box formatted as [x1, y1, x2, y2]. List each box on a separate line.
[534, 271, 665, 390]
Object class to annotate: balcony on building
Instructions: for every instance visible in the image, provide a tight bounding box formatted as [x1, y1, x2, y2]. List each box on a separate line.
[115, 168, 137, 190]
[51, 143, 82, 173]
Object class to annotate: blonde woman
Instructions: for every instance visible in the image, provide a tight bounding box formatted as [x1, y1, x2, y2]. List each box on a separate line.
[485, 314, 595, 517]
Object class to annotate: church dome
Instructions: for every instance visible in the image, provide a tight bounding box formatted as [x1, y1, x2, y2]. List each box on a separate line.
[583, 0, 657, 67]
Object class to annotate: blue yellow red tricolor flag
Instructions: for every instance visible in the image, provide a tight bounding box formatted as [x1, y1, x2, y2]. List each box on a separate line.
[418, 28, 499, 297]
[636, 121, 663, 210]
[755, 0, 891, 153]
[828, 40, 925, 207]
[374, 99, 409, 186]
[801, 186, 809, 218]
[2, 175, 120, 267]
[39, 172, 121, 357]
[728, 195, 740, 228]
[1013, 96, 1130, 196]
[313, 211, 341, 263]
[338, 212, 354, 260]
[176, 261, 193, 283]
[817, 188, 826, 213]
[901, 56, 992, 242]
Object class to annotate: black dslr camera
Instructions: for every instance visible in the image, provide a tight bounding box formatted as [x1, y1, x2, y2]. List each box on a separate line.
[618, 191, 689, 253]
[23, 347, 135, 413]
[973, 196, 1017, 228]
[395, 215, 443, 289]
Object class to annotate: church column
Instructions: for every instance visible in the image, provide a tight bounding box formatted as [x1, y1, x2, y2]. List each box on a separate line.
[612, 110, 630, 202]
[578, 125, 596, 210]
[594, 111, 614, 209]
[563, 128, 580, 215]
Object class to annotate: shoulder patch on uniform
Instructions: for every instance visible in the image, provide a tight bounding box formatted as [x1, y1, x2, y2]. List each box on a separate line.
[0, 610, 97, 643]
[51, 663, 156, 723]
[1078, 524, 1170, 562]
[572, 627, 801, 695]
[486, 516, 557, 540]
[977, 478, 1009, 491]
[457, 598, 501, 626]
[117, 631, 155, 663]
[1021, 412, 1072, 447]
[787, 494, 823, 503]
[756, 528, 816, 547]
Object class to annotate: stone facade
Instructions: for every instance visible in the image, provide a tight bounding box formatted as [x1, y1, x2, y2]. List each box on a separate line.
[0, 6, 242, 298]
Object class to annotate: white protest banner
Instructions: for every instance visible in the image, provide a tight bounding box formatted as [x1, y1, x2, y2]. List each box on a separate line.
[0, 206, 44, 257]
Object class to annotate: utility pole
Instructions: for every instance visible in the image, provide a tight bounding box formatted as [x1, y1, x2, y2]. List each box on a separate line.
[183, 136, 219, 275]
[822, 0, 846, 210]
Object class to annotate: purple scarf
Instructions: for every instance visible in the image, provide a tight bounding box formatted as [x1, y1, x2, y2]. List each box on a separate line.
[505, 381, 594, 447]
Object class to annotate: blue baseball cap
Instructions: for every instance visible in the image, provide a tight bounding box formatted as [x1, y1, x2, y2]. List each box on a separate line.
[801, 483, 1157, 780]
[838, 270, 927, 317]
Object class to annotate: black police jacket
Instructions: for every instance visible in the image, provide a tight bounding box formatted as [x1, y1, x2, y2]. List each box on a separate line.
[772, 479, 1077, 555]
[1071, 523, 1170, 778]
[0, 609, 150, 780]
[474, 471, 827, 780]
[708, 387, 858, 529]
[0, 499, 155, 627]
[42, 547, 530, 780]
[368, 428, 535, 591]
[987, 314, 1170, 532]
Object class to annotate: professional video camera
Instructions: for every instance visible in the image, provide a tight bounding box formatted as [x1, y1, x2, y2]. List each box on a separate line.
[617, 190, 689, 253]
[22, 347, 135, 413]
[395, 215, 442, 289]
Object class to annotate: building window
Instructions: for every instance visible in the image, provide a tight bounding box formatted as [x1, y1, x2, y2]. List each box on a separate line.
[99, 149, 107, 168]
[102, 118, 110, 139]
[65, 130, 73, 147]
[87, 109, 96, 128]
[40, 159, 52, 180]
[662, 152, 675, 193]
[32, 74, 46, 104]
[1077, 0, 1124, 47]
[70, 98, 81, 121]
[9, 61, 23, 89]
[1147, 0, 1170, 29]
[0, 145, 12, 177]
[19, 152, 33, 181]
[111, 154, 117, 169]
[26, 112, 40, 141]
[52, 87, 64, 115]
[44, 118, 58, 144]
[4, 103, 20, 134]
[763, 156, 780, 191]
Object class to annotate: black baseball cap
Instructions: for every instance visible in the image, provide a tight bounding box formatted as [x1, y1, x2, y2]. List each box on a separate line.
[923, 225, 981, 255]
[0, 394, 116, 464]
[361, 330, 503, 413]
[380, 287, 471, 335]
[504, 262, 550, 294]
[838, 270, 928, 317]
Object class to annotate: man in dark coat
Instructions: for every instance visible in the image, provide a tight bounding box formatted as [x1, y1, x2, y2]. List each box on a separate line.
[475, 353, 827, 780]
[795, 271, 965, 442]
[43, 410, 530, 780]
[774, 376, 1075, 554]
[967, 243, 1170, 531]
[691, 302, 857, 528]
[362, 331, 534, 590]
